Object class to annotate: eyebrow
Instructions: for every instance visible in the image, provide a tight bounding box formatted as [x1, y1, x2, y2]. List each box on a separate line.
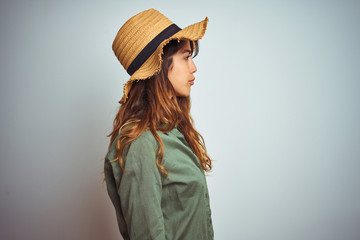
[182, 49, 192, 54]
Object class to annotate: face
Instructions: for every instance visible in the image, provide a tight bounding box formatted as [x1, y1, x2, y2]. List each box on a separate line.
[167, 40, 197, 97]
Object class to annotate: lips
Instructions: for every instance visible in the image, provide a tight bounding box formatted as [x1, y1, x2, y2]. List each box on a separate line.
[189, 79, 195, 85]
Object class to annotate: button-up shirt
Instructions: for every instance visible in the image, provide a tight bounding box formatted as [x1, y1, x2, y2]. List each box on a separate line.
[104, 126, 214, 240]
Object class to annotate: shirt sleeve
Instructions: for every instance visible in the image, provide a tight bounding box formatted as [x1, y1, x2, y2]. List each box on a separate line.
[119, 135, 166, 240]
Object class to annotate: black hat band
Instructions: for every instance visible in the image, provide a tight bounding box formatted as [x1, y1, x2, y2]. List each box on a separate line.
[126, 24, 181, 76]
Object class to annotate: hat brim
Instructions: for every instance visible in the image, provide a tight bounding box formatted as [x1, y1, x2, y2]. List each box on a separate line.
[119, 17, 208, 104]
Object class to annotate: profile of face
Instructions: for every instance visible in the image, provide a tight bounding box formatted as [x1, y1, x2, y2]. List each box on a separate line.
[167, 40, 197, 97]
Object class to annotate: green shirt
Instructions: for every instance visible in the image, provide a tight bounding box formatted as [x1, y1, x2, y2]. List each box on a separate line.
[104, 126, 214, 240]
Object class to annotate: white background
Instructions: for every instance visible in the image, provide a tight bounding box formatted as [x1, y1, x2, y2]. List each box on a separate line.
[1, 0, 359, 239]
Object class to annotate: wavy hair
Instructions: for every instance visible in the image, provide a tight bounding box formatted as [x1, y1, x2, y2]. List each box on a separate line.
[107, 39, 212, 177]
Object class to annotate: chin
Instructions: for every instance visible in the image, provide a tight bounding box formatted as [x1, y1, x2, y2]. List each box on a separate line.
[175, 91, 191, 97]
[176, 94, 190, 98]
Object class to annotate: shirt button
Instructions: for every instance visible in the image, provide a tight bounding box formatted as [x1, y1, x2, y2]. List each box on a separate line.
[205, 193, 208, 198]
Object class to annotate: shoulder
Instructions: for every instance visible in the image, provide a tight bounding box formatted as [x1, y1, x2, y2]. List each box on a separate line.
[106, 129, 170, 161]
[107, 130, 160, 158]
[110, 129, 153, 146]
[127, 130, 158, 154]
[123, 130, 164, 173]
[105, 131, 157, 174]
[135, 130, 157, 145]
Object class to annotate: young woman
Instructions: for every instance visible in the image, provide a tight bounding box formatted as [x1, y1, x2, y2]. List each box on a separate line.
[104, 9, 214, 240]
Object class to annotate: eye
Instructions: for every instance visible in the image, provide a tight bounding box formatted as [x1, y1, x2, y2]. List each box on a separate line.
[185, 55, 191, 60]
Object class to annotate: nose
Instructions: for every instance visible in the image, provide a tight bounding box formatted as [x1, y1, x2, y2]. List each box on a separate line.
[189, 58, 197, 74]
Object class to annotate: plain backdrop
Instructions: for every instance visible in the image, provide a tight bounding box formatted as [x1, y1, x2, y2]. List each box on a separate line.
[1, 0, 359, 239]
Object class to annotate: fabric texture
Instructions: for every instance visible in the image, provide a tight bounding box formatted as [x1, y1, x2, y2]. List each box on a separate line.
[104, 126, 214, 240]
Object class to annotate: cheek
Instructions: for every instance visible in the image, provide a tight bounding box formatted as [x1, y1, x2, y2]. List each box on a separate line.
[173, 63, 188, 78]
[168, 59, 189, 87]
[168, 65, 181, 82]
[167, 69, 176, 85]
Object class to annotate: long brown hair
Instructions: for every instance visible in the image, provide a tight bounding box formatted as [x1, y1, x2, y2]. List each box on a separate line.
[108, 39, 212, 177]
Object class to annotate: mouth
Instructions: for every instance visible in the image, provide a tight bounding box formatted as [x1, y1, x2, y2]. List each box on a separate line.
[189, 79, 195, 85]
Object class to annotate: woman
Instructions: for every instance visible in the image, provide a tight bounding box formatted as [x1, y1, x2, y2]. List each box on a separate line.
[104, 9, 214, 240]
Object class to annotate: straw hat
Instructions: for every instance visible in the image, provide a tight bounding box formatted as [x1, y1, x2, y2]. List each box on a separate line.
[112, 8, 208, 104]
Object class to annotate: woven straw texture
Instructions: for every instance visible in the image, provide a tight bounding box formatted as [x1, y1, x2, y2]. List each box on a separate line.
[112, 8, 208, 104]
